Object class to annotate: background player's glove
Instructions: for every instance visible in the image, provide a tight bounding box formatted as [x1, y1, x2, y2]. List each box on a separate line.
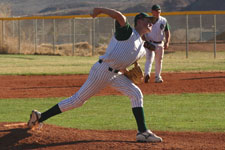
[144, 41, 156, 51]
[124, 62, 144, 84]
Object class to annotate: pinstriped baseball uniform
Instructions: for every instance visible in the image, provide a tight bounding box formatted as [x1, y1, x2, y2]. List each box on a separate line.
[144, 16, 169, 79]
[28, 10, 163, 139]
[58, 21, 146, 112]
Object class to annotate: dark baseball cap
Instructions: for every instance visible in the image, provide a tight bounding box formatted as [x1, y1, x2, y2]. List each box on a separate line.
[134, 12, 157, 25]
[152, 4, 161, 11]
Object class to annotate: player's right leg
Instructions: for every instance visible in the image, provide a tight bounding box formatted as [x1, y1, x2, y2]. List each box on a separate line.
[144, 50, 155, 83]
[58, 63, 109, 112]
[28, 61, 112, 128]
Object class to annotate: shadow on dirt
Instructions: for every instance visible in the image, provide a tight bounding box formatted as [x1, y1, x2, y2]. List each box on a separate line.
[182, 76, 225, 80]
[0, 128, 31, 150]
[0, 127, 137, 150]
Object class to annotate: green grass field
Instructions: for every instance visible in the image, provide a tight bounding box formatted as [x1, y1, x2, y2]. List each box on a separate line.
[0, 51, 225, 75]
[0, 52, 224, 132]
[0, 93, 224, 132]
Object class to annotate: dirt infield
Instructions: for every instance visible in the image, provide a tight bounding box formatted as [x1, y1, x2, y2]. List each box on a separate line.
[0, 72, 225, 150]
[1, 72, 225, 98]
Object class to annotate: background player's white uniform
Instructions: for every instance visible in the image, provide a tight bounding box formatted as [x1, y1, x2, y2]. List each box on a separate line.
[144, 16, 168, 82]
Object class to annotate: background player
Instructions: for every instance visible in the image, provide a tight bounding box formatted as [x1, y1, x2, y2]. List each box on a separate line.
[144, 4, 171, 83]
[28, 7, 162, 142]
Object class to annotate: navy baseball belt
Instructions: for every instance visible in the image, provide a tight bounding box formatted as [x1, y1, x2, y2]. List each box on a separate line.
[150, 40, 162, 44]
[98, 59, 120, 73]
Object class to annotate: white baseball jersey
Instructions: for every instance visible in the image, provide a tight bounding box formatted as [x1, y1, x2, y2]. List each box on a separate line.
[145, 16, 168, 42]
[100, 29, 146, 70]
[144, 16, 169, 79]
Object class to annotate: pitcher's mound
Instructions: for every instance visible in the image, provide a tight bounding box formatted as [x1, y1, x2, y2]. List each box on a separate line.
[1, 122, 224, 150]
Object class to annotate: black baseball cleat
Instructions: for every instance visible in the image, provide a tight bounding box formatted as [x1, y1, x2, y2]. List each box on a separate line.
[144, 75, 150, 83]
[136, 130, 163, 142]
[155, 76, 163, 83]
[27, 110, 41, 129]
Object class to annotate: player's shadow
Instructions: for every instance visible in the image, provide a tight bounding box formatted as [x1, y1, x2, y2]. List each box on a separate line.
[0, 127, 140, 149]
[182, 76, 225, 80]
[11, 85, 82, 90]
[17, 140, 137, 150]
[0, 127, 32, 150]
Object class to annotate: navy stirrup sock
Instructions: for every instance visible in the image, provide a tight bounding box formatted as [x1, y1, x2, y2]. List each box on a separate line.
[132, 107, 147, 133]
[39, 104, 62, 122]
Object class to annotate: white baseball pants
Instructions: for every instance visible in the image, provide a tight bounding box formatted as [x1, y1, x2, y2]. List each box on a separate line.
[145, 43, 164, 78]
[58, 61, 143, 112]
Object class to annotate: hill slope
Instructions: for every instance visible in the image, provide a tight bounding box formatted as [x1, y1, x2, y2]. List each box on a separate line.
[184, 0, 225, 11]
[0, 0, 224, 16]
[0, 0, 209, 16]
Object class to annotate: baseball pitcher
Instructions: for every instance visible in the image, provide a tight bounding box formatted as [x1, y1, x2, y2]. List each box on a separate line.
[28, 7, 162, 143]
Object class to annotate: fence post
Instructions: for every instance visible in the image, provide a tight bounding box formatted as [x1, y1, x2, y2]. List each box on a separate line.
[69, 19, 72, 44]
[12, 20, 15, 37]
[34, 19, 38, 53]
[213, 15, 216, 59]
[200, 14, 202, 42]
[53, 19, 56, 54]
[1, 20, 4, 47]
[42, 19, 45, 44]
[186, 14, 189, 58]
[18, 20, 21, 54]
[92, 18, 95, 56]
[112, 19, 115, 36]
[72, 18, 75, 56]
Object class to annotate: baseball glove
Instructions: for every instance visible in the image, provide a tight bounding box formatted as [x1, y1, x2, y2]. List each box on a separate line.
[144, 41, 156, 51]
[124, 62, 144, 84]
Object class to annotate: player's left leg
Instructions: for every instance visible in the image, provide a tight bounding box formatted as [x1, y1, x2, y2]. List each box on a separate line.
[111, 75, 162, 142]
[154, 45, 164, 83]
[111, 75, 146, 131]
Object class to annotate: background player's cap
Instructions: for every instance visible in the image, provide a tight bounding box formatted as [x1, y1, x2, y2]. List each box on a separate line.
[152, 4, 161, 11]
[134, 12, 157, 25]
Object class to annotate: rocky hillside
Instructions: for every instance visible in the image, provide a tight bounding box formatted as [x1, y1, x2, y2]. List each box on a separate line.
[2, 0, 223, 17]
[183, 0, 225, 11]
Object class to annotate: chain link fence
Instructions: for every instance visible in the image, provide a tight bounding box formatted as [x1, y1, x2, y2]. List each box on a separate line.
[0, 11, 225, 57]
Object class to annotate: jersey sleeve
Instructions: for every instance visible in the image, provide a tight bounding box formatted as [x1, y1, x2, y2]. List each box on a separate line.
[114, 20, 132, 41]
[165, 21, 170, 31]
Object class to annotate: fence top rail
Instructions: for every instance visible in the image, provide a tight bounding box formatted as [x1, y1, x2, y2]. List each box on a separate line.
[161, 11, 225, 16]
[0, 10, 225, 20]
